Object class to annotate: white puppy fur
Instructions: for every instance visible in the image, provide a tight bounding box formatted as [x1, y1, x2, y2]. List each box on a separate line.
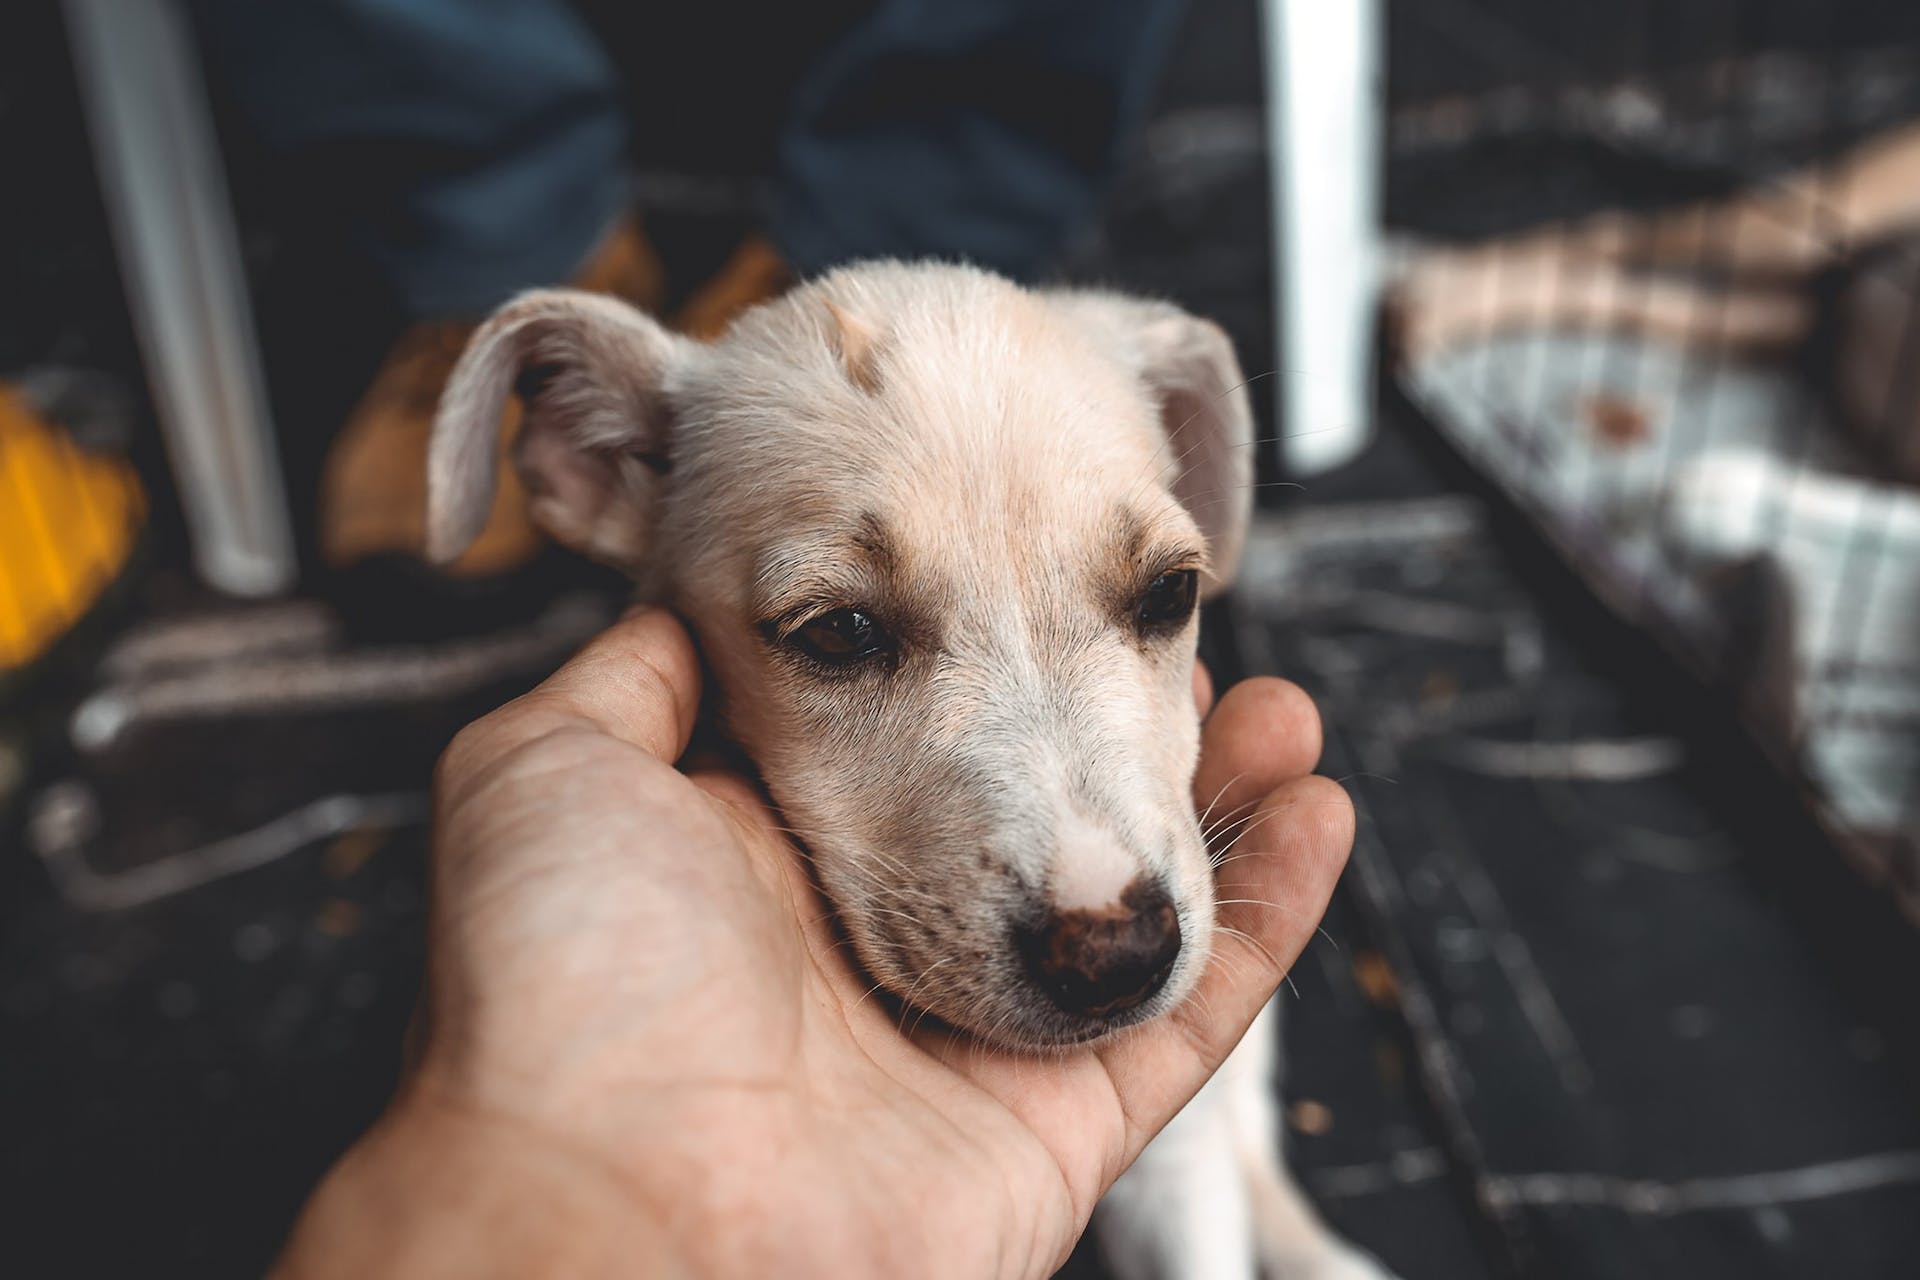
[429, 261, 1387, 1278]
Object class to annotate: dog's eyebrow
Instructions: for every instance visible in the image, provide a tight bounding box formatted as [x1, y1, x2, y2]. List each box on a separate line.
[752, 511, 898, 621]
[851, 511, 897, 571]
[1113, 504, 1207, 573]
[1114, 505, 1156, 566]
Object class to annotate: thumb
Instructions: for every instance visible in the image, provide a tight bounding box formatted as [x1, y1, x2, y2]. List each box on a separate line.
[441, 606, 704, 787]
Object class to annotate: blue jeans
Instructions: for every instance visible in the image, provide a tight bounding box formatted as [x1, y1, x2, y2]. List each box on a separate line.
[191, 0, 1185, 318]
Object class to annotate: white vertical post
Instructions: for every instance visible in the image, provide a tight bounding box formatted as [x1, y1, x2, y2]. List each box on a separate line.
[66, 0, 298, 597]
[1261, 0, 1383, 475]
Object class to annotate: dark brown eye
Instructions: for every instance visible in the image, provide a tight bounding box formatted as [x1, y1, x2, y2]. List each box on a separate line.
[1135, 568, 1199, 634]
[790, 607, 892, 667]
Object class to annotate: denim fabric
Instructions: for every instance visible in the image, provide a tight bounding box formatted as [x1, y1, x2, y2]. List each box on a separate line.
[774, 0, 1185, 279]
[192, 0, 1184, 316]
[192, 0, 629, 317]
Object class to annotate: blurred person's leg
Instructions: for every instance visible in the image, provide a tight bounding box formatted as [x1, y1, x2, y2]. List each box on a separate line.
[191, 0, 659, 575]
[190, 0, 1185, 568]
[772, 0, 1184, 279]
[192, 0, 635, 320]
[679, 0, 1184, 336]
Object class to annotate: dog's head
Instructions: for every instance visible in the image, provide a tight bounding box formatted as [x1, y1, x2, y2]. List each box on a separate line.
[430, 263, 1253, 1047]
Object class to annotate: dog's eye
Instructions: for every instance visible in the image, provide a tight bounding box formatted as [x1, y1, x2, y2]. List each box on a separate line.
[790, 607, 892, 666]
[1135, 568, 1199, 634]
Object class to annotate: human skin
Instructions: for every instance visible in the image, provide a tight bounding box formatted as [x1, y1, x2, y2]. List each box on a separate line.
[273, 607, 1353, 1279]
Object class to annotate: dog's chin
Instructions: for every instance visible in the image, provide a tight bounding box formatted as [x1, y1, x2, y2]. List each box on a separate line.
[986, 1004, 1168, 1051]
[880, 961, 1206, 1054]
[950, 978, 1199, 1052]
[840, 904, 1212, 1054]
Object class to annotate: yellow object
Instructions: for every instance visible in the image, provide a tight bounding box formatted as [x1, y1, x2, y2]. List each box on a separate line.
[0, 385, 144, 670]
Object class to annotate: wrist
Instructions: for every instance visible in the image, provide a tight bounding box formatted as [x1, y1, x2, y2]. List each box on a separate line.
[274, 1082, 691, 1279]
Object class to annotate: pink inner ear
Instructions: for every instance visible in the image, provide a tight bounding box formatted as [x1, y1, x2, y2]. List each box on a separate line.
[514, 414, 645, 565]
[516, 420, 605, 513]
[430, 288, 687, 568]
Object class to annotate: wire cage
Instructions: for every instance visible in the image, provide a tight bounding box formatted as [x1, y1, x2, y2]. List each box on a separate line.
[1382, 0, 1920, 920]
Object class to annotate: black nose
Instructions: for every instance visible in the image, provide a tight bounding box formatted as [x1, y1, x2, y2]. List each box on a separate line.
[1017, 878, 1182, 1018]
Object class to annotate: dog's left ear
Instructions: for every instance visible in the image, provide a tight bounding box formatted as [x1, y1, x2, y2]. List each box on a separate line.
[428, 289, 696, 572]
[1048, 292, 1254, 597]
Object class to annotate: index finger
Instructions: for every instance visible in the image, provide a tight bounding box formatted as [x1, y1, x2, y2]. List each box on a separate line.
[1191, 677, 1322, 819]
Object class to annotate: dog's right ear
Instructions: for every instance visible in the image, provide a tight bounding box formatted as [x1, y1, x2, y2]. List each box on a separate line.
[428, 289, 694, 571]
[1046, 291, 1255, 598]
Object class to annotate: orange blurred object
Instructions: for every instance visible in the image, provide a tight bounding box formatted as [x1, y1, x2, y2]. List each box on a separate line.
[0, 385, 144, 671]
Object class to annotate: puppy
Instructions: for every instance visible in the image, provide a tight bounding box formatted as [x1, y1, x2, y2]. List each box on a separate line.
[429, 261, 1385, 1279]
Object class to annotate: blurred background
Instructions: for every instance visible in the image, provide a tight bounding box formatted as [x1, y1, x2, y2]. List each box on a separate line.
[4, 1, 1919, 1276]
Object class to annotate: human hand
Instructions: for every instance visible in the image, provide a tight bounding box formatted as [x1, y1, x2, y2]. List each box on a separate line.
[275, 607, 1352, 1278]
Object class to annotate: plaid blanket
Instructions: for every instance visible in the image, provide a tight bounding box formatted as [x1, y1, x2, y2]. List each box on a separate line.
[1404, 333, 1920, 921]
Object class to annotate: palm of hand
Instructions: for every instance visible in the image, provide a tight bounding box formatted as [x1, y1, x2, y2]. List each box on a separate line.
[411, 612, 1347, 1278]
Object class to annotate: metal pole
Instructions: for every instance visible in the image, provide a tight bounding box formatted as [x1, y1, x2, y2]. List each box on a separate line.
[1262, 0, 1383, 476]
[64, 0, 297, 597]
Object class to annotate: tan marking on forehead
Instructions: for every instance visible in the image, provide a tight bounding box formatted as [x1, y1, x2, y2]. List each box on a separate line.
[824, 300, 884, 395]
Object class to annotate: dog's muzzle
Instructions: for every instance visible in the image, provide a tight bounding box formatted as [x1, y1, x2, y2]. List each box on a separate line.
[1015, 876, 1181, 1018]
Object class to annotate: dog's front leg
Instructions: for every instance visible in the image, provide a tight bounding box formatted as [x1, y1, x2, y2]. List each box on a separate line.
[1228, 1003, 1397, 1280]
[1095, 1003, 1398, 1280]
[1095, 1053, 1257, 1280]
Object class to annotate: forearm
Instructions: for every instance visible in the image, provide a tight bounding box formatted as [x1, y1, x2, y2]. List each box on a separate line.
[273, 1088, 692, 1280]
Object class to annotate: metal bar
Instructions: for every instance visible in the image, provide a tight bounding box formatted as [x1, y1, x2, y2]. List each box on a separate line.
[1260, 0, 1383, 476]
[64, 0, 297, 597]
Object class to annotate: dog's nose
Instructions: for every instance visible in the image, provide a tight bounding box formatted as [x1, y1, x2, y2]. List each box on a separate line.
[1017, 878, 1181, 1018]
